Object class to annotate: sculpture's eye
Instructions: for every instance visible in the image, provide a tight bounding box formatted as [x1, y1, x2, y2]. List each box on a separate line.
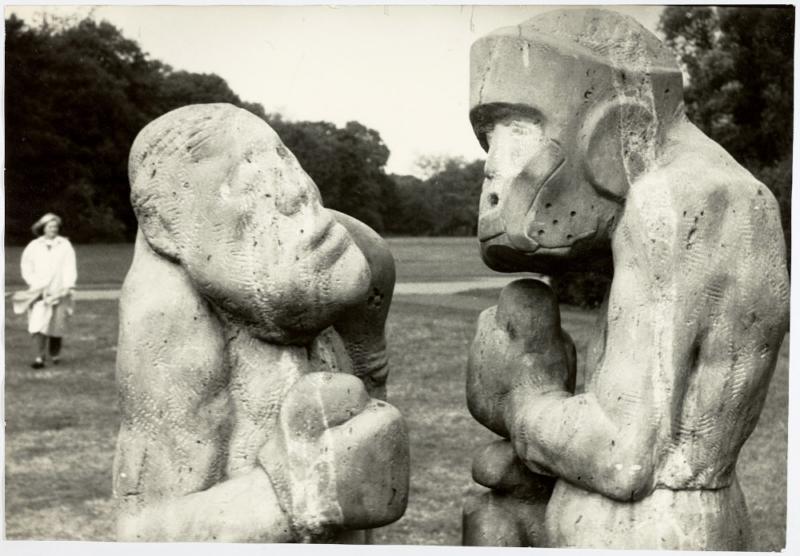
[486, 116, 544, 149]
[484, 117, 548, 181]
[485, 126, 498, 149]
[507, 117, 542, 137]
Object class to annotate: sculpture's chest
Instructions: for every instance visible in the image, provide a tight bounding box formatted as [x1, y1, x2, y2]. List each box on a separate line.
[223, 327, 355, 476]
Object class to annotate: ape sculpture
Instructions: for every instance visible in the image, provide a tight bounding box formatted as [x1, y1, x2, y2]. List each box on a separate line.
[112, 104, 408, 543]
[462, 9, 789, 550]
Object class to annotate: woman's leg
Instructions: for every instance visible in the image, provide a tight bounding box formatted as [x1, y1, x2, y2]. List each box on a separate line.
[32, 333, 46, 368]
[49, 336, 63, 362]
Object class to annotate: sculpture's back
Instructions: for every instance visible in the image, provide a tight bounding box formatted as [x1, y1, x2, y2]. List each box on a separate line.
[464, 8, 788, 550]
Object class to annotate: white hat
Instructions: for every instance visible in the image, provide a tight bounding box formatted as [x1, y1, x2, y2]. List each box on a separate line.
[31, 213, 62, 236]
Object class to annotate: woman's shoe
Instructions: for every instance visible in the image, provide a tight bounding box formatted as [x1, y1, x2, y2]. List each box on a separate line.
[31, 357, 45, 369]
[51, 356, 60, 365]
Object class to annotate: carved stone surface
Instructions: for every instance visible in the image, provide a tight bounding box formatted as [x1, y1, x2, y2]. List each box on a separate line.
[463, 9, 789, 550]
[113, 103, 408, 543]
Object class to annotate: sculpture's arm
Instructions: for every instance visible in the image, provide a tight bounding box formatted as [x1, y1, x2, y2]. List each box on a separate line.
[499, 183, 689, 502]
[115, 234, 292, 542]
[331, 210, 396, 399]
[117, 470, 293, 542]
[505, 309, 676, 502]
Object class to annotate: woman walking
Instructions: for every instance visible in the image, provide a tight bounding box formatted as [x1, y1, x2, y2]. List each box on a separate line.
[13, 213, 77, 368]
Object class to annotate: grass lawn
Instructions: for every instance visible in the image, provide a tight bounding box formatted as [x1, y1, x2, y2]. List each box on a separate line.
[4, 237, 527, 289]
[5, 243, 134, 289]
[4, 295, 789, 548]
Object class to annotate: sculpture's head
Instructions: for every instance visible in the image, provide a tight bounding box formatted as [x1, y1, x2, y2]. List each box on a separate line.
[470, 8, 684, 273]
[129, 104, 371, 343]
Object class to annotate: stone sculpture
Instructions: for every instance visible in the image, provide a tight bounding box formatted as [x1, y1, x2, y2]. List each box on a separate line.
[462, 9, 789, 550]
[112, 104, 408, 543]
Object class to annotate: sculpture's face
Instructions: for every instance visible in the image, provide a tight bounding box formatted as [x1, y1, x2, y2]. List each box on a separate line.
[133, 107, 371, 342]
[469, 22, 682, 275]
[469, 36, 627, 275]
[473, 101, 622, 275]
[186, 114, 371, 341]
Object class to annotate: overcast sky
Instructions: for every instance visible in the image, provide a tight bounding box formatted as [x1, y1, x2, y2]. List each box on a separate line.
[8, 4, 664, 176]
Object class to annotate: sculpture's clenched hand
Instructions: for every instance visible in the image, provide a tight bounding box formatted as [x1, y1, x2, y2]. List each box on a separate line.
[260, 372, 409, 541]
[467, 279, 575, 440]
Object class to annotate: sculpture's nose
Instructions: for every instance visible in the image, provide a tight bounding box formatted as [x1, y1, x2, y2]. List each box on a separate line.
[275, 173, 320, 218]
[478, 170, 547, 252]
[477, 175, 506, 242]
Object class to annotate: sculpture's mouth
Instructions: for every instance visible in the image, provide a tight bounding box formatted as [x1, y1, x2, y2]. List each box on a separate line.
[307, 218, 351, 263]
[478, 230, 508, 243]
[480, 238, 543, 272]
[479, 227, 600, 273]
[309, 218, 335, 250]
[479, 227, 596, 251]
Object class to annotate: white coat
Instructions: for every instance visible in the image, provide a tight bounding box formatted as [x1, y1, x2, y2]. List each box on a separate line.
[17, 236, 78, 336]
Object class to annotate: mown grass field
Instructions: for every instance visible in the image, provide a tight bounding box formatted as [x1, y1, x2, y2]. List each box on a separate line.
[4, 238, 527, 288]
[3, 239, 790, 548]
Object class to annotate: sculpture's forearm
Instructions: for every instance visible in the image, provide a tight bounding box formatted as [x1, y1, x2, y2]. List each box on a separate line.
[331, 209, 395, 401]
[117, 470, 294, 543]
[506, 390, 655, 502]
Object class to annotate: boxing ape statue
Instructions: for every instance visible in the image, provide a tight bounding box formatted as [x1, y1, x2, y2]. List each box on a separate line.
[463, 9, 789, 550]
[113, 104, 408, 543]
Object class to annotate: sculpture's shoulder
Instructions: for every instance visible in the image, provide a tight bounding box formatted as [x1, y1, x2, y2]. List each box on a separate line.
[118, 233, 226, 397]
[628, 121, 785, 245]
[120, 233, 205, 319]
[621, 121, 788, 319]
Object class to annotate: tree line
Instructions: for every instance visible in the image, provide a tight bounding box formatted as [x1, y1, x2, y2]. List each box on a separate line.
[4, 14, 482, 245]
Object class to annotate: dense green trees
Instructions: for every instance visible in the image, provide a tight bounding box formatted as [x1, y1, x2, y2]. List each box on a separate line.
[378, 158, 484, 237]
[5, 14, 483, 244]
[3, 16, 412, 242]
[5, 15, 260, 242]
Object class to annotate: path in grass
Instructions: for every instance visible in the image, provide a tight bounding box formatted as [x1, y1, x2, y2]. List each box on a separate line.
[4, 297, 788, 548]
[40, 277, 521, 301]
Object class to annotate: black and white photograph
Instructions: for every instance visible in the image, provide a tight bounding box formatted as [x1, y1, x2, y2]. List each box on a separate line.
[2, 2, 794, 552]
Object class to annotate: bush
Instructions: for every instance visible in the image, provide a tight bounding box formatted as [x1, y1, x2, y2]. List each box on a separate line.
[551, 271, 611, 309]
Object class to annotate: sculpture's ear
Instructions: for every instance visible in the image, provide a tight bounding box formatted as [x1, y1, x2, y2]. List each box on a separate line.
[580, 98, 655, 201]
[130, 178, 182, 263]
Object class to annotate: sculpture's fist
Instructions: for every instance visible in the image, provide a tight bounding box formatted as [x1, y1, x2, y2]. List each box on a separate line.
[467, 279, 575, 437]
[259, 372, 409, 541]
[472, 439, 556, 492]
